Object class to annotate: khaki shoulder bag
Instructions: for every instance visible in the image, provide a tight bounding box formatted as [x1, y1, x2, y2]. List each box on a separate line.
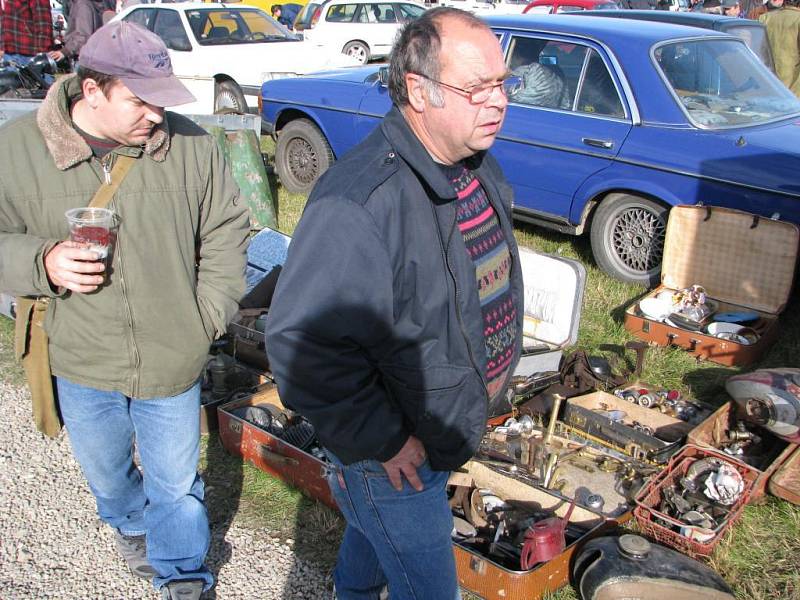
[15, 154, 136, 438]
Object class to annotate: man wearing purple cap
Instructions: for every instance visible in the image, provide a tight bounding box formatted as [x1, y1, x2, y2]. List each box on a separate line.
[0, 21, 250, 600]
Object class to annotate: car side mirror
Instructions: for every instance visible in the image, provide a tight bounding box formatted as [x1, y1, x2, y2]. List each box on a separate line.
[378, 65, 389, 87]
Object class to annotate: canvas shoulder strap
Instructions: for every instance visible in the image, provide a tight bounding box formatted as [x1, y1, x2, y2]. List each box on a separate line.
[88, 154, 137, 210]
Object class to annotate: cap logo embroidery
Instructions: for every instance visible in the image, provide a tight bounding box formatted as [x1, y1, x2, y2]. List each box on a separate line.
[148, 51, 171, 71]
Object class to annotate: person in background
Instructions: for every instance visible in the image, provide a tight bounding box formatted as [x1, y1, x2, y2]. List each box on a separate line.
[0, 21, 249, 600]
[701, 0, 724, 13]
[722, 0, 742, 15]
[266, 6, 523, 599]
[49, 0, 116, 64]
[760, 0, 800, 95]
[749, 0, 782, 20]
[0, 0, 54, 65]
[271, 3, 282, 22]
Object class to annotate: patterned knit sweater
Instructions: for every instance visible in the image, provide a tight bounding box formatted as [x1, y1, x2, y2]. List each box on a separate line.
[443, 163, 518, 400]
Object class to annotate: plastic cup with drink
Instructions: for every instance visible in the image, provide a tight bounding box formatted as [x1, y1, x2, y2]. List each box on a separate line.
[64, 207, 117, 263]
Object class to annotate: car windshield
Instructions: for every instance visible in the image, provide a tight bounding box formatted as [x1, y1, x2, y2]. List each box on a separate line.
[186, 8, 297, 45]
[654, 38, 800, 128]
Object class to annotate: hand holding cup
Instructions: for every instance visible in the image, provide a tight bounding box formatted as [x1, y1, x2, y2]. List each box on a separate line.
[45, 207, 117, 293]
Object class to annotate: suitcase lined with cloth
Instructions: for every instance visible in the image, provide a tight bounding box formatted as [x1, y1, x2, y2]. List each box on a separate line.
[623, 205, 798, 366]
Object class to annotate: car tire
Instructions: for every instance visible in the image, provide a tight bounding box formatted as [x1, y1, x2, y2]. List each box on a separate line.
[276, 119, 334, 195]
[214, 80, 247, 114]
[342, 40, 370, 64]
[590, 193, 669, 286]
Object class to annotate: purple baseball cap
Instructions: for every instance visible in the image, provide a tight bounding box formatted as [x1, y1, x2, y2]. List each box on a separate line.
[79, 20, 196, 107]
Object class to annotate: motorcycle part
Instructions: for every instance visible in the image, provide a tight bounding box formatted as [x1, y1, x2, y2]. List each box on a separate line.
[573, 534, 736, 600]
[726, 368, 800, 442]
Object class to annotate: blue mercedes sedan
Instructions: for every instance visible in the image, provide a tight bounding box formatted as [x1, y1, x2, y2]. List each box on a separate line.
[260, 14, 800, 284]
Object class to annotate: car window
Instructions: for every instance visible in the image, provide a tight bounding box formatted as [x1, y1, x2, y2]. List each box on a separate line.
[506, 36, 588, 110]
[187, 8, 290, 45]
[526, 5, 553, 12]
[397, 3, 425, 21]
[152, 10, 191, 51]
[655, 39, 800, 128]
[576, 49, 624, 117]
[557, 5, 586, 11]
[326, 3, 358, 22]
[595, 2, 620, 7]
[124, 7, 156, 29]
[364, 4, 398, 22]
[724, 24, 773, 70]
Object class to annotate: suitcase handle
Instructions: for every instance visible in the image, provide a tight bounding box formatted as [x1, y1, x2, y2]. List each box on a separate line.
[257, 444, 299, 467]
[666, 332, 701, 352]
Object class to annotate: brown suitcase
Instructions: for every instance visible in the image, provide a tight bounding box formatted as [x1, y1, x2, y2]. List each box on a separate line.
[687, 401, 797, 502]
[452, 461, 611, 600]
[768, 445, 800, 505]
[623, 205, 798, 366]
[217, 384, 338, 510]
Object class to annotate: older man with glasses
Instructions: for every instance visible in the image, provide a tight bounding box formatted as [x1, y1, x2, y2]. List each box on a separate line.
[267, 6, 523, 600]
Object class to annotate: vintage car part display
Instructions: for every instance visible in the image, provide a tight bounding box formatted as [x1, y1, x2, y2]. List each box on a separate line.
[478, 400, 657, 518]
[573, 534, 736, 600]
[688, 400, 797, 501]
[563, 391, 692, 462]
[449, 461, 609, 600]
[624, 206, 798, 367]
[634, 445, 758, 558]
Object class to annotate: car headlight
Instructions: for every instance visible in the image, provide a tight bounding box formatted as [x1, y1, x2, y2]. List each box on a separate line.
[262, 72, 300, 82]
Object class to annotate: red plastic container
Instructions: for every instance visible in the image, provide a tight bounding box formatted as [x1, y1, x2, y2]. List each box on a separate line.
[633, 445, 759, 559]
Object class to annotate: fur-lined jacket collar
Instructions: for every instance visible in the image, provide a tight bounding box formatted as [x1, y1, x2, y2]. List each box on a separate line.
[36, 74, 170, 171]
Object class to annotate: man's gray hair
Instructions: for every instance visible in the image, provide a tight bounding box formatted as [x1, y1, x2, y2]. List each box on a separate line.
[388, 7, 492, 108]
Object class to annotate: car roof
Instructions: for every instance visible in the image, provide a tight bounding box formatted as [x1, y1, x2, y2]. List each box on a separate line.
[579, 9, 764, 28]
[485, 13, 732, 44]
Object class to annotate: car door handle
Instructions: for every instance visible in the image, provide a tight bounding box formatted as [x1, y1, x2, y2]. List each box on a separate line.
[582, 137, 614, 150]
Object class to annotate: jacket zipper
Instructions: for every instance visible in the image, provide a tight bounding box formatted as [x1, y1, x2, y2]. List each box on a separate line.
[97, 152, 141, 395]
[116, 243, 141, 397]
[100, 153, 116, 185]
[430, 199, 490, 401]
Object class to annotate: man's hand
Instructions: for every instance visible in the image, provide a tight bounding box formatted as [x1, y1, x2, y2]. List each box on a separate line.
[44, 241, 107, 293]
[381, 435, 427, 492]
[47, 50, 65, 62]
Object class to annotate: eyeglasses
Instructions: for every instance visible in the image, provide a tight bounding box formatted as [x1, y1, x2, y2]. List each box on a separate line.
[417, 74, 523, 104]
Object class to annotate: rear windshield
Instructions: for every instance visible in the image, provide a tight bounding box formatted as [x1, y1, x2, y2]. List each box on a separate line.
[654, 38, 800, 128]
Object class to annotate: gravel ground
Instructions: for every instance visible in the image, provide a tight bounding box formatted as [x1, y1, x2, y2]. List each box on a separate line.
[0, 380, 333, 599]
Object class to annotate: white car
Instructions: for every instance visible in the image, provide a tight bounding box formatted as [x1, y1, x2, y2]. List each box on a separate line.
[303, 0, 427, 64]
[114, 3, 360, 115]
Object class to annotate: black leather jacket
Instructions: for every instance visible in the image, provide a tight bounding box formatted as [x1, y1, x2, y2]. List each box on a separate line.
[266, 106, 523, 471]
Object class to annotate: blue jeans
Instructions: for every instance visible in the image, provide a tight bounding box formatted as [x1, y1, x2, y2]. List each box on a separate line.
[326, 452, 460, 600]
[56, 377, 212, 591]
